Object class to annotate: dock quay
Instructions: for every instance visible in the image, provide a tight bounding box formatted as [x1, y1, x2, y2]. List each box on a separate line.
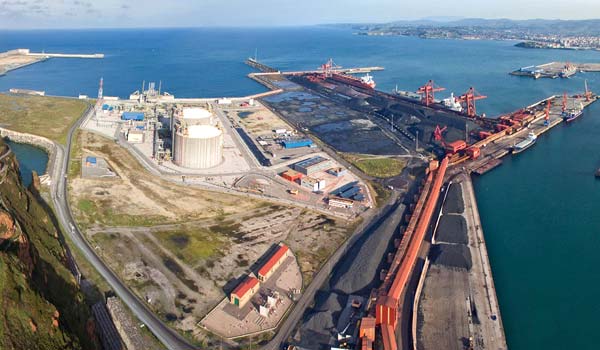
[510, 61, 600, 79]
[245, 57, 279, 73]
[239, 58, 598, 350]
[457, 93, 598, 176]
[0, 48, 103, 77]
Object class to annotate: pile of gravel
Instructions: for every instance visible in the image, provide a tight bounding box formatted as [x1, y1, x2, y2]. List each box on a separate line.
[443, 183, 464, 214]
[429, 243, 472, 270]
[436, 214, 468, 245]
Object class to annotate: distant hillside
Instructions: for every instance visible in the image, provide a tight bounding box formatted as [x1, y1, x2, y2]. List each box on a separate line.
[346, 18, 600, 36]
[0, 139, 99, 350]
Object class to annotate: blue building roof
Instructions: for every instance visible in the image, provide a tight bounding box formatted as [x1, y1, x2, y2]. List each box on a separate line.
[122, 112, 145, 121]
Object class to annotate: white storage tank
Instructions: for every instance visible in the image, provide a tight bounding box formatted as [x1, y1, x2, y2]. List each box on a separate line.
[173, 124, 223, 169]
[182, 107, 213, 125]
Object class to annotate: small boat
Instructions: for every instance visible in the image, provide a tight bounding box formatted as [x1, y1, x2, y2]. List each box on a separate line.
[563, 100, 584, 123]
[512, 131, 537, 154]
[595, 168, 600, 178]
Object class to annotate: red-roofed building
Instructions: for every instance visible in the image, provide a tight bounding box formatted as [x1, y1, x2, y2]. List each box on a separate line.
[258, 244, 291, 282]
[230, 275, 260, 308]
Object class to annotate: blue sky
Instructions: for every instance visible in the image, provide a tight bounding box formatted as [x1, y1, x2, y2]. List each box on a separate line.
[0, 0, 598, 29]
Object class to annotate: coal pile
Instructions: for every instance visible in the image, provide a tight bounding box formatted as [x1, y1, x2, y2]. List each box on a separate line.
[330, 203, 405, 295]
[298, 292, 343, 349]
[429, 243, 472, 270]
[436, 214, 468, 245]
[443, 183, 464, 214]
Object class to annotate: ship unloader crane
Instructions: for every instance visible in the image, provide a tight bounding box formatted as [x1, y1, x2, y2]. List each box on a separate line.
[433, 124, 480, 160]
[457, 87, 487, 118]
[417, 80, 445, 106]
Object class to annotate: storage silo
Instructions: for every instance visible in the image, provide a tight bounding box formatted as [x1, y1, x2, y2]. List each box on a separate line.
[173, 124, 223, 169]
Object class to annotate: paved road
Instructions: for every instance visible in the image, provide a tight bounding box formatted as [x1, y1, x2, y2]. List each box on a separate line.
[50, 105, 197, 350]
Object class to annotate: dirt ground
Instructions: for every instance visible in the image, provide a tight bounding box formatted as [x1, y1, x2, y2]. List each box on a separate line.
[68, 130, 355, 341]
[229, 106, 292, 137]
[0, 54, 41, 70]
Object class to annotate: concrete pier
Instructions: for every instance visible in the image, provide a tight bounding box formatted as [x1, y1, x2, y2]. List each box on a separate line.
[26, 52, 104, 59]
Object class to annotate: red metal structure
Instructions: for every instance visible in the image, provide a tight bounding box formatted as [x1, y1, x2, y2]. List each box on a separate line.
[457, 87, 487, 117]
[545, 99, 551, 125]
[373, 157, 449, 350]
[585, 80, 592, 101]
[417, 80, 445, 106]
[433, 125, 447, 142]
[320, 58, 341, 78]
[562, 92, 568, 113]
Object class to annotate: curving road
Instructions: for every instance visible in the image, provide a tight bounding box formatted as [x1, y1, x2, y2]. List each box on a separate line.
[50, 105, 197, 350]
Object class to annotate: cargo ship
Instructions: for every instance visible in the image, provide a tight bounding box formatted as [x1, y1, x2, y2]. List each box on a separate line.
[512, 131, 537, 154]
[330, 72, 376, 90]
[360, 73, 376, 89]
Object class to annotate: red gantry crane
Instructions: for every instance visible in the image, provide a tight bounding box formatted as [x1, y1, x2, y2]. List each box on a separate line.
[417, 80, 445, 106]
[562, 92, 568, 113]
[457, 87, 487, 118]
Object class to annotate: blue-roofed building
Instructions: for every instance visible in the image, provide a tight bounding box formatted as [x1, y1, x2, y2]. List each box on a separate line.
[282, 138, 313, 149]
[121, 112, 145, 121]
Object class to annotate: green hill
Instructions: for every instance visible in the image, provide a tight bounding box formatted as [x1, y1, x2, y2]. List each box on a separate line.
[0, 139, 98, 350]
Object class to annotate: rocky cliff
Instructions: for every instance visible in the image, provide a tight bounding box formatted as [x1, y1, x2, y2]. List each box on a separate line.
[0, 139, 98, 350]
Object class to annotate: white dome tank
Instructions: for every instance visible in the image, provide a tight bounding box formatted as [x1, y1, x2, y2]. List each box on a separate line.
[173, 124, 223, 169]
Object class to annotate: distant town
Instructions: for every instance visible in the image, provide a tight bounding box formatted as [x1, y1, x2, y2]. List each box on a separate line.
[351, 18, 600, 50]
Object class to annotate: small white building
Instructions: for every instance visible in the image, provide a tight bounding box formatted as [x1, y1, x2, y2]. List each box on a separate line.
[126, 130, 144, 143]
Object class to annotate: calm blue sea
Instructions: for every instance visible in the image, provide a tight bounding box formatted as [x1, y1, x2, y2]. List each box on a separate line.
[2, 26, 600, 349]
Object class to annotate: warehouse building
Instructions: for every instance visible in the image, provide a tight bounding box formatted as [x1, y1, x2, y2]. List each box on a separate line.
[126, 130, 144, 143]
[230, 275, 260, 308]
[300, 176, 326, 192]
[282, 138, 313, 149]
[281, 169, 303, 182]
[328, 197, 354, 209]
[293, 156, 333, 175]
[258, 244, 291, 282]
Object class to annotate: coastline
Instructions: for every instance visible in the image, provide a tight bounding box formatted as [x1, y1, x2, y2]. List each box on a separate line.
[0, 127, 59, 184]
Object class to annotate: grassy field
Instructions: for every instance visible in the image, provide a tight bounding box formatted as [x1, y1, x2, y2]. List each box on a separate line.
[343, 153, 406, 178]
[0, 94, 89, 145]
[153, 228, 226, 266]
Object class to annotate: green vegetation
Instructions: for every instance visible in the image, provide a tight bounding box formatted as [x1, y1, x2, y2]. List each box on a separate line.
[75, 197, 167, 227]
[0, 94, 89, 145]
[0, 138, 99, 350]
[343, 153, 406, 178]
[154, 229, 226, 266]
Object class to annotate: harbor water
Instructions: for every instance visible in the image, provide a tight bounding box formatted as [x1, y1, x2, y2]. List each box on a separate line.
[1, 27, 600, 349]
[6, 140, 48, 187]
